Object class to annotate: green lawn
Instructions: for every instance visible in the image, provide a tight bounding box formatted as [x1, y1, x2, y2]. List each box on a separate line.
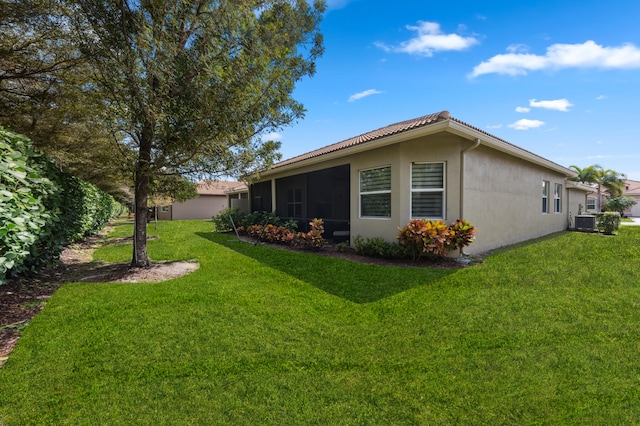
[1, 220, 640, 425]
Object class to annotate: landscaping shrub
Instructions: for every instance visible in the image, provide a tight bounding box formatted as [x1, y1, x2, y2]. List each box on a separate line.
[245, 223, 294, 244]
[353, 235, 405, 259]
[292, 218, 326, 249]
[240, 218, 326, 249]
[448, 219, 477, 251]
[0, 127, 124, 283]
[596, 212, 620, 235]
[239, 210, 282, 228]
[397, 219, 476, 260]
[212, 207, 244, 232]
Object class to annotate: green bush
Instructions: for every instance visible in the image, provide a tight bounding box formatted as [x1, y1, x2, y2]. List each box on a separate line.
[239, 210, 282, 228]
[212, 207, 245, 232]
[0, 127, 124, 283]
[596, 212, 620, 235]
[353, 235, 405, 259]
[0, 128, 56, 281]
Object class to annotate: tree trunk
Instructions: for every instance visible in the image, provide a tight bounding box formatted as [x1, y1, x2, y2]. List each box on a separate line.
[132, 129, 153, 267]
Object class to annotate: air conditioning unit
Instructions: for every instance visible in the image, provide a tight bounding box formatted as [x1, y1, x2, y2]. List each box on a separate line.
[575, 215, 596, 232]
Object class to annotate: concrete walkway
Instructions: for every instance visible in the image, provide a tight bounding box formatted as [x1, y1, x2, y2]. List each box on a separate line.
[621, 217, 640, 226]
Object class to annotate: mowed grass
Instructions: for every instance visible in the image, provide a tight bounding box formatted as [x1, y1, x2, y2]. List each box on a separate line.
[1, 220, 640, 424]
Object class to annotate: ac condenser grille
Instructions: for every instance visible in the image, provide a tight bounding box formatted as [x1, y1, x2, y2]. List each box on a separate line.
[575, 215, 596, 232]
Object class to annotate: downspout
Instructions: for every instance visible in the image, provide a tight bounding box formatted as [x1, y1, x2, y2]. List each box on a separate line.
[459, 138, 481, 256]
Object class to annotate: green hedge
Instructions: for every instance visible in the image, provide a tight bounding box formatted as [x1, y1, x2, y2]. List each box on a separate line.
[0, 127, 125, 283]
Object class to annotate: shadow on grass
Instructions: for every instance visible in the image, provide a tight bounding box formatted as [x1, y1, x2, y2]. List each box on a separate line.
[196, 232, 459, 304]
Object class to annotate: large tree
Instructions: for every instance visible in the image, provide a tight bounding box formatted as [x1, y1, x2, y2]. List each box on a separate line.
[569, 164, 627, 211]
[0, 0, 132, 201]
[62, 0, 325, 267]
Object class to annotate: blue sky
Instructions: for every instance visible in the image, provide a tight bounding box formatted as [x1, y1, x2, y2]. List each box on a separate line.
[267, 0, 640, 180]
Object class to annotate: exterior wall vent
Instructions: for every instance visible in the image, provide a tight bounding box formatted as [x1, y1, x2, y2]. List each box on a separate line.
[575, 214, 596, 232]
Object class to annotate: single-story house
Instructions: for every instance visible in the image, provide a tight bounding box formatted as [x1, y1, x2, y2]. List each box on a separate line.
[622, 180, 640, 217]
[247, 111, 593, 255]
[586, 179, 640, 216]
[157, 181, 248, 220]
[226, 183, 250, 214]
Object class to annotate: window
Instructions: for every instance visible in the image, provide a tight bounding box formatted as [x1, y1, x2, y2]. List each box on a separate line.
[360, 166, 391, 218]
[411, 162, 445, 218]
[542, 180, 549, 213]
[160, 206, 170, 213]
[587, 198, 596, 211]
[287, 188, 303, 218]
[554, 183, 562, 213]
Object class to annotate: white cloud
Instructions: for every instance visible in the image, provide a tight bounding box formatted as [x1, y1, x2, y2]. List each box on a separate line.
[506, 44, 530, 54]
[470, 40, 640, 77]
[325, 0, 354, 10]
[508, 119, 545, 130]
[596, 95, 607, 100]
[348, 89, 382, 102]
[515, 106, 531, 113]
[486, 124, 503, 129]
[529, 98, 573, 112]
[261, 132, 282, 141]
[376, 21, 479, 57]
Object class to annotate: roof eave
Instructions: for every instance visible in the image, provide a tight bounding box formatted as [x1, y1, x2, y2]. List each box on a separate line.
[566, 180, 596, 193]
[256, 117, 577, 179]
[445, 121, 577, 177]
[258, 120, 452, 177]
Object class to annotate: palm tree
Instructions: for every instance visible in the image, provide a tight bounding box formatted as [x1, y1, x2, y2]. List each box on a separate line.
[569, 165, 599, 184]
[570, 164, 626, 211]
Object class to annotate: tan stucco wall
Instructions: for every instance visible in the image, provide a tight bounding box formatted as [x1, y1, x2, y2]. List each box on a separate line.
[254, 132, 577, 255]
[461, 146, 568, 254]
[157, 207, 172, 220]
[171, 195, 227, 220]
[349, 133, 463, 242]
[626, 196, 640, 217]
[567, 188, 588, 224]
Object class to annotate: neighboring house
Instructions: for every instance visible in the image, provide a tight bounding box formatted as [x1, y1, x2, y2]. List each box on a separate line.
[157, 181, 248, 220]
[622, 180, 640, 217]
[247, 111, 592, 255]
[587, 179, 640, 216]
[226, 183, 250, 214]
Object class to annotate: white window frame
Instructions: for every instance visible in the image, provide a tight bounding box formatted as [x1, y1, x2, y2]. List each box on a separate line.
[554, 183, 562, 213]
[359, 165, 391, 219]
[542, 180, 550, 214]
[410, 162, 446, 220]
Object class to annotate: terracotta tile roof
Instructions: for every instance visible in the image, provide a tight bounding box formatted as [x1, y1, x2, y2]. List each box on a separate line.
[196, 181, 244, 196]
[225, 183, 248, 194]
[270, 110, 561, 173]
[624, 179, 640, 196]
[273, 111, 450, 169]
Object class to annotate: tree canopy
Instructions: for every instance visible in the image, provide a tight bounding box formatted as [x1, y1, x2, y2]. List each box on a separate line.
[2, 0, 325, 267]
[0, 0, 132, 202]
[569, 164, 627, 212]
[65, 0, 325, 266]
